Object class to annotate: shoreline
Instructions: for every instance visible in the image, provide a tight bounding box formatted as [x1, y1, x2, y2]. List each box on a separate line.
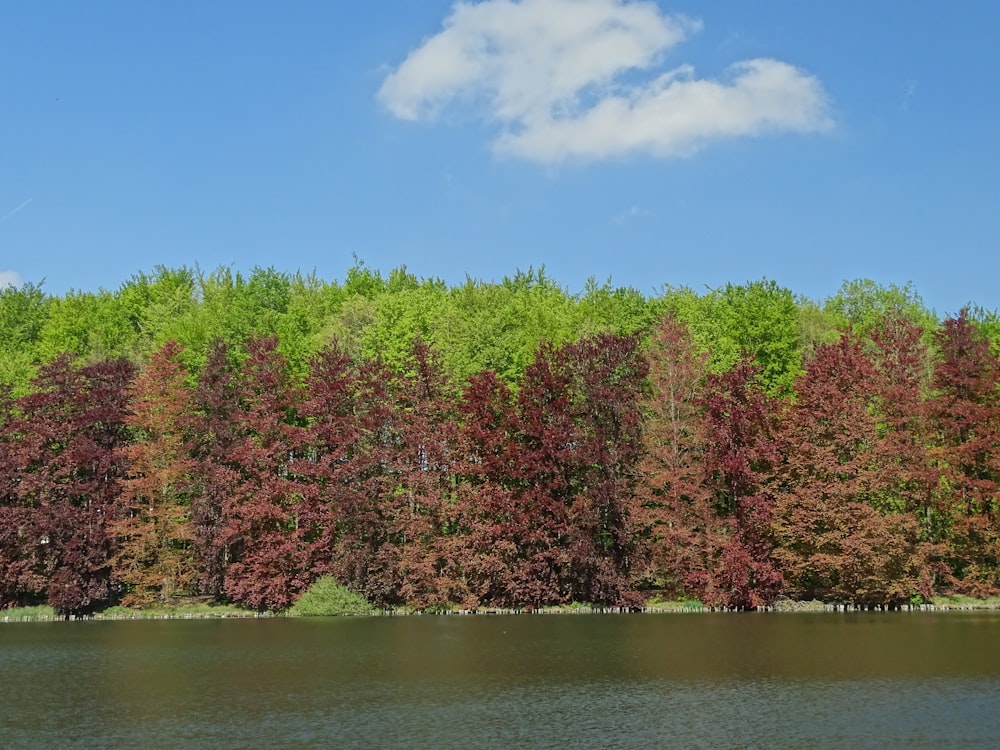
[4, 598, 1000, 623]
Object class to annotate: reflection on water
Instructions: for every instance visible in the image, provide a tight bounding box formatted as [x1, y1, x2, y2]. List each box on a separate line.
[2, 612, 999, 748]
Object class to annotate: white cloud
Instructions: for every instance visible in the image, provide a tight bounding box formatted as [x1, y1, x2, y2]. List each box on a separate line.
[0, 270, 23, 289]
[378, 0, 832, 163]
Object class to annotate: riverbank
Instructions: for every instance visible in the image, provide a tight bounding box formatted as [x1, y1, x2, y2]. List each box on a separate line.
[4, 595, 1000, 623]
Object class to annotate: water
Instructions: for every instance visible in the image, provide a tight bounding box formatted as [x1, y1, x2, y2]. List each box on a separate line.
[2, 612, 1000, 749]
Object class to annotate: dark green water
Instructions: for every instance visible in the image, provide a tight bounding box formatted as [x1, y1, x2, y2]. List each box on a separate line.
[2, 612, 1000, 749]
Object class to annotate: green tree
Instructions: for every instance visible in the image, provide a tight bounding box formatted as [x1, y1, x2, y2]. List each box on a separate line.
[825, 279, 938, 338]
[115, 266, 198, 358]
[0, 282, 50, 394]
[662, 280, 803, 395]
[35, 290, 136, 364]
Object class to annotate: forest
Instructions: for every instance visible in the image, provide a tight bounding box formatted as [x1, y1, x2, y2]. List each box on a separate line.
[2, 264, 1000, 614]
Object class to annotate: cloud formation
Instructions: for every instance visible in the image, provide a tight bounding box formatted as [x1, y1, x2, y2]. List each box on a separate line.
[0, 270, 23, 289]
[378, 0, 832, 163]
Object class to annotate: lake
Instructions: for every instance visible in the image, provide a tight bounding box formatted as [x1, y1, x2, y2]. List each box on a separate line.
[2, 611, 999, 748]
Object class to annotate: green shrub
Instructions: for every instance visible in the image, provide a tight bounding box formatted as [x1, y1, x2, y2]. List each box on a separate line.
[100, 606, 135, 618]
[0, 605, 58, 621]
[288, 576, 373, 616]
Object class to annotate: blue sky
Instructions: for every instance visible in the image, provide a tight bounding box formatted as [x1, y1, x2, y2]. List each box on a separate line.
[2, 1, 999, 316]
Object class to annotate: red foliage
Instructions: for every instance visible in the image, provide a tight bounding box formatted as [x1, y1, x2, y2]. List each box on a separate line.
[701, 357, 783, 608]
[216, 337, 311, 610]
[304, 342, 465, 609]
[771, 333, 934, 605]
[297, 342, 366, 580]
[376, 342, 464, 608]
[0, 356, 135, 613]
[453, 334, 647, 608]
[308, 355, 401, 605]
[927, 311, 1000, 594]
[0, 383, 35, 607]
[6, 310, 1000, 612]
[188, 340, 241, 596]
[451, 370, 523, 607]
[562, 334, 647, 606]
[635, 316, 722, 599]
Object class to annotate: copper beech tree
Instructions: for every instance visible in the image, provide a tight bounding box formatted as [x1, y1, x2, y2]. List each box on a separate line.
[0, 356, 134, 613]
[928, 311, 1000, 595]
[214, 337, 311, 610]
[770, 333, 934, 606]
[452, 333, 647, 608]
[635, 316, 721, 600]
[701, 356, 783, 608]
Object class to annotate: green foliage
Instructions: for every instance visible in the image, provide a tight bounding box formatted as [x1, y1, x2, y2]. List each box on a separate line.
[577, 276, 656, 337]
[343, 259, 386, 298]
[931, 594, 1000, 609]
[360, 281, 449, 369]
[6, 263, 1000, 611]
[288, 576, 374, 616]
[795, 296, 842, 361]
[0, 605, 58, 621]
[642, 595, 704, 611]
[431, 268, 581, 382]
[825, 279, 938, 337]
[35, 289, 136, 364]
[965, 305, 1000, 358]
[661, 279, 804, 395]
[0, 281, 50, 394]
[97, 602, 253, 618]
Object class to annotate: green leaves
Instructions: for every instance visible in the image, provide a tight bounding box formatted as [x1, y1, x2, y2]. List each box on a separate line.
[288, 576, 372, 616]
[661, 279, 803, 395]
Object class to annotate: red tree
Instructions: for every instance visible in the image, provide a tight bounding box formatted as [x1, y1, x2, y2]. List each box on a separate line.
[635, 316, 723, 600]
[306, 355, 402, 605]
[454, 334, 646, 608]
[561, 333, 647, 606]
[0, 382, 35, 607]
[188, 340, 241, 596]
[771, 333, 934, 606]
[382, 342, 465, 608]
[927, 311, 1000, 595]
[702, 357, 783, 608]
[304, 342, 467, 609]
[297, 341, 365, 584]
[452, 369, 524, 607]
[506, 341, 581, 605]
[217, 337, 311, 610]
[2, 356, 135, 613]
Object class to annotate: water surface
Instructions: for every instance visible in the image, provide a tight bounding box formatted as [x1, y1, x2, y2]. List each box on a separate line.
[2, 612, 999, 748]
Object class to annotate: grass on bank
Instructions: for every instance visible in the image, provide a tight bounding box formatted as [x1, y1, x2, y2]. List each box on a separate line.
[98, 602, 255, 619]
[0, 605, 58, 621]
[643, 595, 705, 611]
[0, 602, 255, 622]
[931, 594, 1000, 609]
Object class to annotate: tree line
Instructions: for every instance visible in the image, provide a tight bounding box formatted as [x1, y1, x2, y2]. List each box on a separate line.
[1, 266, 999, 613]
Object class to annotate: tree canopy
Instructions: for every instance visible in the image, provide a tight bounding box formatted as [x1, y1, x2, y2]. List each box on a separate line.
[4, 265, 1000, 613]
